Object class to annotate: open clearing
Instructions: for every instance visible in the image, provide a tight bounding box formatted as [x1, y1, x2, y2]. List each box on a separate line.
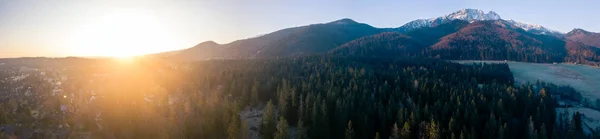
[455, 60, 600, 101]
[456, 60, 600, 132]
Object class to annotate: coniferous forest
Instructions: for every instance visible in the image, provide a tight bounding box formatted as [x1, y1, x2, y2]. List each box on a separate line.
[180, 56, 585, 139]
[0, 56, 592, 138]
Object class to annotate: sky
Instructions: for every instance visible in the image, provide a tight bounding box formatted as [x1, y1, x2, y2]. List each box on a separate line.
[0, 0, 599, 58]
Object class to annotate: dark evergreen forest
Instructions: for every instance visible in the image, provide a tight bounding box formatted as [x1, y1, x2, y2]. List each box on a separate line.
[156, 56, 588, 139]
[0, 56, 592, 138]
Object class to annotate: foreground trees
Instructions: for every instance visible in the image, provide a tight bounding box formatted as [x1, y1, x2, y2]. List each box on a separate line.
[260, 100, 277, 139]
[165, 56, 575, 139]
[5, 56, 586, 138]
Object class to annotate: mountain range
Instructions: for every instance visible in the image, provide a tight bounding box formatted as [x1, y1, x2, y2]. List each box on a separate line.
[153, 8, 600, 66]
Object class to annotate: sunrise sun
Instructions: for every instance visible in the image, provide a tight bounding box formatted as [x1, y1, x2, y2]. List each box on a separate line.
[68, 9, 179, 57]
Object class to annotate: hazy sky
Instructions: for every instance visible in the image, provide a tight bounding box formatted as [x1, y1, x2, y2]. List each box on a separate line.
[1, 0, 599, 58]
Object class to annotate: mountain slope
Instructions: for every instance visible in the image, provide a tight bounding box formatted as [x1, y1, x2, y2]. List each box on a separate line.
[329, 32, 424, 57]
[564, 40, 600, 65]
[331, 20, 599, 65]
[430, 20, 567, 62]
[404, 20, 470, 46]
[251, 19, 384, 57]
[566, 28, 600, 48]
[157, 19, 385, 60]
[153, 8, 600, 66]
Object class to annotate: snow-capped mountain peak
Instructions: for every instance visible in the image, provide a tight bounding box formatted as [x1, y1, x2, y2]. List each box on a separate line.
[398, 8, 562, 36]
[398, 9, 501, 32]
[503, 20, 562, 35]
[440, 8, 501, 21]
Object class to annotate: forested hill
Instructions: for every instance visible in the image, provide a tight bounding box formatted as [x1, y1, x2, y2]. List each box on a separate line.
[330, 20, 600, 66]
[153, 19, 385, 60]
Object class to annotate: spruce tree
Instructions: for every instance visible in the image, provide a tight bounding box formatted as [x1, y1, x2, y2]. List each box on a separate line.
[569, 112, 583, 139]
[274, 116, 289, 139]
[401, 121, 411, 139]
[345, 121, 354, 139]
[527, 116, 535, 139]
[390, 122, 400, 139]
[260, 100, 277, 139]
[241, 120, 249, 139]
[296, 120, 308, 139]
[427, 119, 439, 139]
[227, 114, 240, 139]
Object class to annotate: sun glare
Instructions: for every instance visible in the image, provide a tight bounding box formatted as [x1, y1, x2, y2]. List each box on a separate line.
[68, 9, 179, 57]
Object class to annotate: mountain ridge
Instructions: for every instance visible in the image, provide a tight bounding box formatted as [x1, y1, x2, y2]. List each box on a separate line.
[151, 8, 600, 66]
[397, 8, 562, 36]
[566, 28, 600, 48]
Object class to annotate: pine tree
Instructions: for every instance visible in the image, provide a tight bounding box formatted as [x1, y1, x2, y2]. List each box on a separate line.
[296, 120, 308, 139]
[274, 116, 289, 139]
[552, 127, 560, 139]
[498, 123, 506, 139]
[227, 114, 240, 139]
[527, 116, 535, 139]
[401, 121, 411, 139]
[448, 117, 456, 135]
[251, 81, 260, 106]
[390, 122, 400, 139]
[427, 119, 439, 139]
[484, 114, 497, 138]
[593, 127, 600, 139]
[539, 124, 548, 139]
[315, 100, 330, 139]
[260, 100, 277, 139]
[568, 112, 583, 139]
[345, 121, 354, 139]
[241, 120, 249, 139]
[277, 82, 289, 121]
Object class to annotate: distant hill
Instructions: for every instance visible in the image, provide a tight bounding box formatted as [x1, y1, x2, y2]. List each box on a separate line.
[567, 28, 600, 48]
[155, 19, 385, 60]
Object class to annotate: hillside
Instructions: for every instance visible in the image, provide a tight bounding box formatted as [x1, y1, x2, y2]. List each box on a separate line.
[429, 20, 567, 62]
[155, 19, 385, 60]
[329, 32, 423, 57]
[328, 20, 600, 65]
[567, 28, 600, 48]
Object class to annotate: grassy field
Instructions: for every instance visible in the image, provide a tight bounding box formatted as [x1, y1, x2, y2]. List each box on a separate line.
[455, 60, 600, 101]
[456, 60, 600, 132]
